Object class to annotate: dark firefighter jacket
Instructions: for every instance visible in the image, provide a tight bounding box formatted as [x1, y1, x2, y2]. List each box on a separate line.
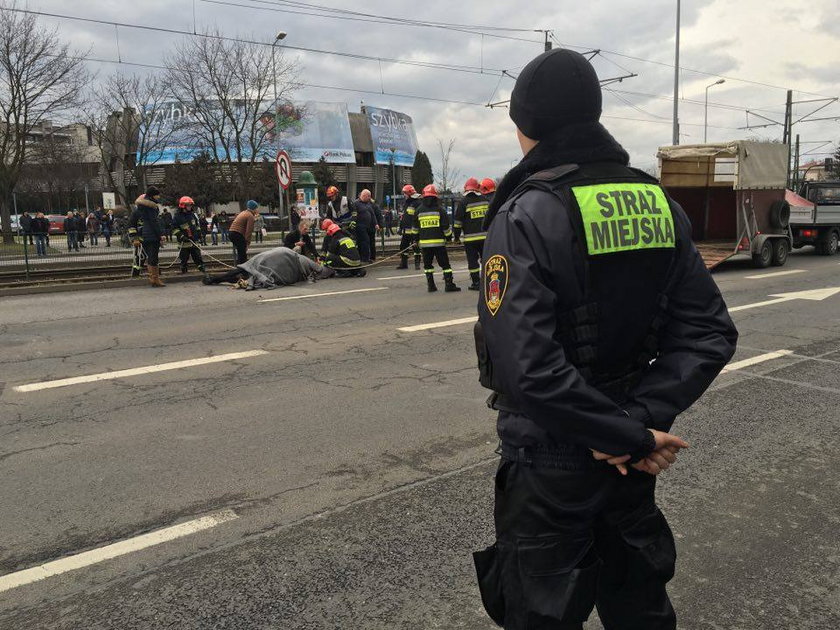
[413, 197, 453, 248]
[454, 191, 489, 242]
[399, 197, 421, 234]
[479, 159, 737, 461]
[171, 210, 202, 248]
[129, 196, 162, 242]
[323, 229, 361, 267]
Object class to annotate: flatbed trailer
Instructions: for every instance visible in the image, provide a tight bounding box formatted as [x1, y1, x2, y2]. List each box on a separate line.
[658, 141, 793, 269]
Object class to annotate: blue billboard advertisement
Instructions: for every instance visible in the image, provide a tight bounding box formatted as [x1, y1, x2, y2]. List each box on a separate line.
[276, 101, 355, 164]
[139, 100, 356, 165]
[365, 106, 418, 167]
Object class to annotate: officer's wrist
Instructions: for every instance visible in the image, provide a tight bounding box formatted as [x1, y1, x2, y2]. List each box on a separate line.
[628, 429, 657, 464]
[624, 402, 652, 427]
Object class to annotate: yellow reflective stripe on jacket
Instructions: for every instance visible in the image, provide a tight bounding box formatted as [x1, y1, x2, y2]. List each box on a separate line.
[419, 238, 446, 247]
[463, 233, 486, 242]
[339, 237, 355, 248]
[340, 256, 360, 267]
[571, 183, 675, 256]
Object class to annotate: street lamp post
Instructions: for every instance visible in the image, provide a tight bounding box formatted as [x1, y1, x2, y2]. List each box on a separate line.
[672, 0, 681, 145]
[390, 148, 397, 213]
[704, 79, 725, 143]
[271, 31, 287, 226]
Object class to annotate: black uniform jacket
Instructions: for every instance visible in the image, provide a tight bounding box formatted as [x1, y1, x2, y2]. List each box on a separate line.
[479, 164, 737, 458]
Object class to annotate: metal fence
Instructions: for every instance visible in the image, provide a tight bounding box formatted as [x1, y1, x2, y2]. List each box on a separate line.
[1, 225, 405, 280]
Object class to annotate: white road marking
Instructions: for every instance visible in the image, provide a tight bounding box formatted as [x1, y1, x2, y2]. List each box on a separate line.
[721, 350, 793, 373]
[379, 269, 470, 281]
[13, 350, 269, 393]
[0, 510, 238, 593]
[398, 316, 478, 332]
[729, 287, 840, 312]
[259, 287, 387, 303]
[745, 269, 807, 280]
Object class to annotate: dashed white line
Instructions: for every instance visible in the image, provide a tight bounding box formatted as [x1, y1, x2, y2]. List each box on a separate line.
[721, 350, 793, 373]
[379, 269, 470, 281]
[13, 350, 269, 393]
[745, 269, 807, 280]
[0, 510, 239, 593]
[259, 287, 388, 302]
[398, 316, 478, 332]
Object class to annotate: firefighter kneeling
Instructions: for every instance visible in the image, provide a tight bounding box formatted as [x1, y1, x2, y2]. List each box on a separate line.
[414, 184, 460, 293]
[320, 219, 366, 277]
[172, 196, 206, 274]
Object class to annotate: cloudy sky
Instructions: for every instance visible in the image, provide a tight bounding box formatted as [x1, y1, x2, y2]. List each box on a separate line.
[27, 0, 840, 182]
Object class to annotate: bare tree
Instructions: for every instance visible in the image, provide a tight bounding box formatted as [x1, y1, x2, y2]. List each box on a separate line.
[434, 138, 461, 194]
[85, 72, 181, 206]
[164, 29, 301, 206]
[0, 2, 89, 242]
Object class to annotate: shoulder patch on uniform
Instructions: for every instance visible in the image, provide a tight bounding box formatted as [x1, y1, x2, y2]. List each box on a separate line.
[484, 255, 508, 316]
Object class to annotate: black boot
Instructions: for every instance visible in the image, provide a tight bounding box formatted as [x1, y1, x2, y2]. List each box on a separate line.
[414, 254, 422, 270]
[131, 267, 140, 278]
[426, 273, 438, 292]
[468, 271, 480, 291]
[444, 272, 461, 292]
[180, 265, 188, 274]
[396, 254, 408, 269]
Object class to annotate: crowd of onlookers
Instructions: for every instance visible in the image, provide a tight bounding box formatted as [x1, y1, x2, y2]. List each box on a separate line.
[12, 201, 402, 260]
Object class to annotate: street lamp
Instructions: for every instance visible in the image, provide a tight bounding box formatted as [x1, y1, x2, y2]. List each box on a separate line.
[271, 31, 287, 226]
[704, 79, 725, 143]
[390, 147, 396, 213]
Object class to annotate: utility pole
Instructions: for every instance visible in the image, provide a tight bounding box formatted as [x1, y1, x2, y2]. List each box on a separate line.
[793, 133, 800, 190]
[272, 30, 287, 223]
[544, 30, 552, 52]
[783, 89, 793, 187]
[672, 0, 681, 145]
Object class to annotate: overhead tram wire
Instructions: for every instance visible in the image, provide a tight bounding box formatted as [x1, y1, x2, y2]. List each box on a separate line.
[549, 32, 836, 99]
[5, 6, 516, 78]
[203, 0, 543, 43]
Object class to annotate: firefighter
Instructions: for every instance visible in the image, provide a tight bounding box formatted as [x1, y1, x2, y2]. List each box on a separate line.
[128, 186, 165, 287]
[172, 196, 206, 274]
[320, 219, 366, 277]
[414, 184, 460, 293]
[453, 177, 489, 291]
[325, 186, 357, 236]
[479, 177, 496, 207]
[472, 49, 738, 629]
[396, 184, 422, 270]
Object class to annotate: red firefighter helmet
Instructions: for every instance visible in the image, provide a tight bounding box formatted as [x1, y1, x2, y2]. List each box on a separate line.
[479, 178, 496, 195]
[402, 184, 417, 197]
[321, 218, 335, 231]
[464, 177, 480, 193]
[326, 185, 340, 199]
[422, 184, 438, 198]
[326, 223, 341, 236]
[178, 195, 195, 208]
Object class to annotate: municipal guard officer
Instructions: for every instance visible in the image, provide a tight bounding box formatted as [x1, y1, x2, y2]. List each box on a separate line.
[473, 49, 738, 629]
[414, 184, 460, 293]
[396, 184, 422, 270]
[172, 196, 206, 274]
[453, 177, 489, 290]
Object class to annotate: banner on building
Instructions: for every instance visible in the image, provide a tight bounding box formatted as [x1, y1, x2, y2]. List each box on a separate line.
[364, 106, 418, 167]
[139, 100, 355, 166]
[277, 101, 355, 164]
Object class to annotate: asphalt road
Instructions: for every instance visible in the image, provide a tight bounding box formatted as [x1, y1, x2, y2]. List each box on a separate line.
[0, 248, 838, 629]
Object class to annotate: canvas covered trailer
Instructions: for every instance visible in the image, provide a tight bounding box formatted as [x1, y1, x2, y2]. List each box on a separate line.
[657, 141, 792, 269]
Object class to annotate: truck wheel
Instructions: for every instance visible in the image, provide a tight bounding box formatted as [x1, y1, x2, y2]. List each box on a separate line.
[769, 200, 791, 229]
[816, 230, 839, 256]
[752, 240, 773, 268]
[770, 238, 789, 266]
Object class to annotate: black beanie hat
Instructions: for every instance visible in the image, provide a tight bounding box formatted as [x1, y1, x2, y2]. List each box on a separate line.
[509, 49, 602, 140]
[145, 185, 161, 198]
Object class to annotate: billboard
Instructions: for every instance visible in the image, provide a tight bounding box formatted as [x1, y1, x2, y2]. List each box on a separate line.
[277, 101, 355, 164]
[140, 100, 280, 165]
[365, 106, 418, 167]
[139, 101, 355, 165]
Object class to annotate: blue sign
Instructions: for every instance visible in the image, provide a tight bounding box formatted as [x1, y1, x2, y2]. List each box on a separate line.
[365, 106, 418, 167]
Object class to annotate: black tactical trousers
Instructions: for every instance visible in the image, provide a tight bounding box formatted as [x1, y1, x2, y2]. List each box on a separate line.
[178, 246, 205, 271]
[475, 457, 676, 630]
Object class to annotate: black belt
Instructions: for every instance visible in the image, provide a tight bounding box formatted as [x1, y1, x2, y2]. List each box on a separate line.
[497, 442, 597, 469]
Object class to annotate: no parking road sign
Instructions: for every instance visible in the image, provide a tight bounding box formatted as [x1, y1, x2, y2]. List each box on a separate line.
[275, 150, 292, 190]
